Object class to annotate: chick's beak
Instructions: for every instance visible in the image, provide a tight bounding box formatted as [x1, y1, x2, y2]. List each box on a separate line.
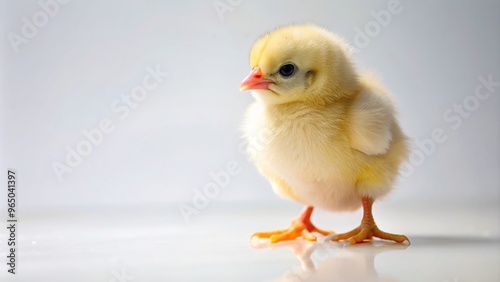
[239, 67, 272, 91]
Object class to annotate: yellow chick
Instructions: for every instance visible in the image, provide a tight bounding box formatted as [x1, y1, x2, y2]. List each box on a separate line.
[240, 24, 409, 245]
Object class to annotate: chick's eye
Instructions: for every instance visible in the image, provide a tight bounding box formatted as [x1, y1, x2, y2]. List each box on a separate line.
[279, 64, 296, 78]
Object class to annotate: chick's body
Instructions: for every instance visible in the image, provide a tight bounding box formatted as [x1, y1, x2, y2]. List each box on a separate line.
[244, 77, 407, 212]
[241, 24, 409, 244]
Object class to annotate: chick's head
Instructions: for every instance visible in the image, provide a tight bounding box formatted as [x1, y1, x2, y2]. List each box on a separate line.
[240, 24, 358, 106]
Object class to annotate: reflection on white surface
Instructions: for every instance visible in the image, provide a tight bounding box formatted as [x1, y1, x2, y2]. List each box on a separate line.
[252, 239, 408, 281]
[0, 202, 498, 281]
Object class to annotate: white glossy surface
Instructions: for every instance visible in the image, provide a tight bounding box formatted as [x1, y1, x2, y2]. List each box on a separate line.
[1, 202, 498, 281]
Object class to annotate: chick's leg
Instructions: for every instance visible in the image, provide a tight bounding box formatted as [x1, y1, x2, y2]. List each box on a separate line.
[251, 206, 332, 243]
[332, 197, 409, 245]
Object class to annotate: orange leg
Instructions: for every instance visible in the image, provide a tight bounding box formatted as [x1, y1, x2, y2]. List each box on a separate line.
[251, 206, 332, 243]
[332, 197, 409, 245]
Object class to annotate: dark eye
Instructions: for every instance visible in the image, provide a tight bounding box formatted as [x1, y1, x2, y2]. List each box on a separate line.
[279, 63, 296, 78]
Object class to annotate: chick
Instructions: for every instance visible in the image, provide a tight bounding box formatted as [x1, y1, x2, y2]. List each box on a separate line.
[240, 24, 409, 245]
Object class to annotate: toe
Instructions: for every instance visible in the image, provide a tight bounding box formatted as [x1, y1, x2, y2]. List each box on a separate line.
[301, 229, 318, 241]
[348, 228, 372, 245]
[313, 227, 333, 236]
[348, 237, 359, 245]
[331, 227, 360, 241]
[373, 228, 410, 244]
[251, 228, 289, 239]
[269, 228, 300, 243]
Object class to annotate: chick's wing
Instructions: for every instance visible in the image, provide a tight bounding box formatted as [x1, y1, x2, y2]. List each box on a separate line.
[348, 85, 395, 156]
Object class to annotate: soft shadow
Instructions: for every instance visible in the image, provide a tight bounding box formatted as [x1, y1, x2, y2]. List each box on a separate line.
[404, 235, 500, 247]
[251, 238, 408, 282]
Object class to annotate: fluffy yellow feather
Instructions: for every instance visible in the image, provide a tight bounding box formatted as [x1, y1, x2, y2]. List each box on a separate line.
[240, 24, 409, 244]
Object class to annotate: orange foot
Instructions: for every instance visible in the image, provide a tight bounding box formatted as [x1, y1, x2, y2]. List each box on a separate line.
[251, 206, 332, 244]
[332, 197, 409, 245]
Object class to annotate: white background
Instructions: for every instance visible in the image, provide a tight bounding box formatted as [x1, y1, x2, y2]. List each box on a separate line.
[1, 0, 499, 210]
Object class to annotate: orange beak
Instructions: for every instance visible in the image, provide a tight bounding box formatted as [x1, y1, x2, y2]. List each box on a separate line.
[239, 67, 273, 91]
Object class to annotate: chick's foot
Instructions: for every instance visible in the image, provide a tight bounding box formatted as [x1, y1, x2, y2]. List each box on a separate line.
[251, 206, 332, 244]
[331, 197, 409, 245]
